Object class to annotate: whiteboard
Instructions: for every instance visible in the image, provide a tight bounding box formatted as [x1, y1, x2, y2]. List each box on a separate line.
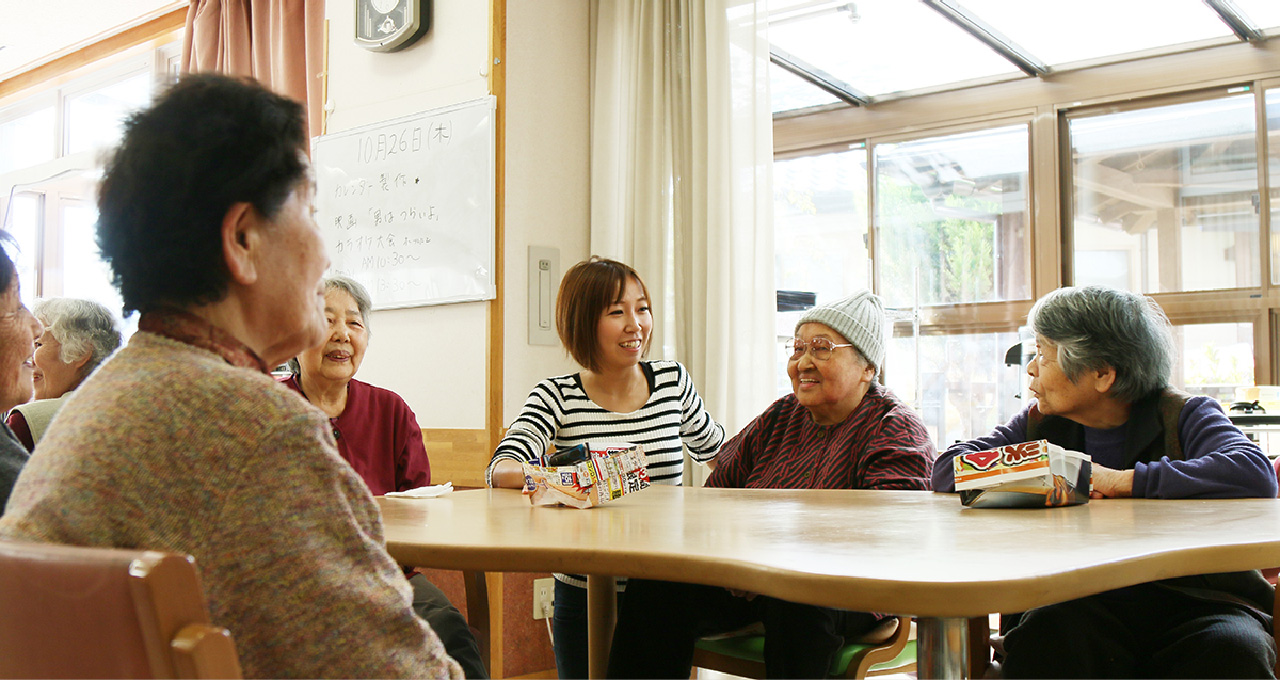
[312, 97, 496, 309]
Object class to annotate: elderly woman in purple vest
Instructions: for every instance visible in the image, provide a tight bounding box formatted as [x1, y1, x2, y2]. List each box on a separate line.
[933, 285, 1277, 679]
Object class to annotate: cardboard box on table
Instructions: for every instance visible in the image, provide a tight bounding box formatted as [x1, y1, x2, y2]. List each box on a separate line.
[954, 439, 1091, 508]
[521, 442, 650, 508]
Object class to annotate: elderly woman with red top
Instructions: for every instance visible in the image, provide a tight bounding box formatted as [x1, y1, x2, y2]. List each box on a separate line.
[607, 290, 935, 680]
[285, 274, 486, 679]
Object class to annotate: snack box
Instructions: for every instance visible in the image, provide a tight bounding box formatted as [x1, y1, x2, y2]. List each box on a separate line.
[521, 442, 650, 509]
[953, 439, 1091, 508]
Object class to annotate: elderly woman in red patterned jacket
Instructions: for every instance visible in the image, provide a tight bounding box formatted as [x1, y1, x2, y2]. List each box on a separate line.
[607, 290, 935, 680]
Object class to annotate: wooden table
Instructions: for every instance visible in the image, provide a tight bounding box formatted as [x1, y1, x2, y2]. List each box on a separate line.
[379, 486, 1280, 678]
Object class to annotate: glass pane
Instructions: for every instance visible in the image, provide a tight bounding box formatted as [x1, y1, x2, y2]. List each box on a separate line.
[1174, 322, 1253, 403]
[773, 147, 869, 396]
[61, 203, 136, 337]
[0, 106, 55, 175]
[887, 330, 1023, 449]
[65, 71, 152, 156]
[958, 0, 1232, 67]
[767, 0, 1018, 99]
[1070, 94, 1259, 293]
[770, 63, 840, 113]
[1232, 0, 1280, 35]
[3, 193, 42, 305]
[1267, 89, 1280, 285]
[874, 124, 1031, 308]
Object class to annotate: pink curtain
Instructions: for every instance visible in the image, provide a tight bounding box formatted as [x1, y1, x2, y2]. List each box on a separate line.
[181, 0, 325, 140]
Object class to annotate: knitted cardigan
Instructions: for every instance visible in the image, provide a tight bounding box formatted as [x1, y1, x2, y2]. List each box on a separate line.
[0, 332, 462, 679]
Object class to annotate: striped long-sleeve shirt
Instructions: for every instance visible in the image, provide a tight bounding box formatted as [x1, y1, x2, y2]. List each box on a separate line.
[708, 382, 934, 490]
[487, 360, 725, 488]
[487, 360, 725, 590]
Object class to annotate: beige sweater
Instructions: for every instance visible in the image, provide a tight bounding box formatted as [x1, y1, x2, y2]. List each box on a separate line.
[0, 332, 462, 679]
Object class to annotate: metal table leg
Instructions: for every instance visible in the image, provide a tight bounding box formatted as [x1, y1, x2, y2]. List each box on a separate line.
[917, 616, 970, 679]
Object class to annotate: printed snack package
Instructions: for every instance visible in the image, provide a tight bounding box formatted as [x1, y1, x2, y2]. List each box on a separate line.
[954, 439, 1091, 508]
[522, 442, 651, 508]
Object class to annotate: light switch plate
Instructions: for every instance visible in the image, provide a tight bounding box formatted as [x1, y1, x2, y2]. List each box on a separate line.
[527, 246, 559, 346]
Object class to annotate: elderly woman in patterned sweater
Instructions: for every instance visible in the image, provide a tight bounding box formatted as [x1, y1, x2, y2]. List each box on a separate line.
[486, 256, 726, 680]
[933, 285, 1276, 679]
[0, 74, 461, 679]
[607, 290, 935, 680]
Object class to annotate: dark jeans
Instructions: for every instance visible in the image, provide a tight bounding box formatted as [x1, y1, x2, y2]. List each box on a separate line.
[410, 572, 489, 679]
[606, 578, 880, 679]
[1002, 583, 1275, 679]
[553, 578, 623, 680]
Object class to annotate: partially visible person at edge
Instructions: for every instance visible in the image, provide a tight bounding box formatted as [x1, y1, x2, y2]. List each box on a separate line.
[485, 256, 726, 679]
[0, 237, 44, 512]
[7, 297, 121, 451]
[285, 274, 486, 679]
[0, 74, 462, 678]
[933, 285, 1277, 679]
[607, 290, 935, 680]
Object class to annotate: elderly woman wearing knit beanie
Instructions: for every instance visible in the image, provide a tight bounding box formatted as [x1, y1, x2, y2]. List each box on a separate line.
[608, 291, 935, 680]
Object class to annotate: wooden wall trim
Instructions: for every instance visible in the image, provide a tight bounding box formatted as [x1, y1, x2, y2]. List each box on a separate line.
[0, 7, 186, 101]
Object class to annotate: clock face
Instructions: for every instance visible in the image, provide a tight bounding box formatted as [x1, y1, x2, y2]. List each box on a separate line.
[356, 0, 430, 52]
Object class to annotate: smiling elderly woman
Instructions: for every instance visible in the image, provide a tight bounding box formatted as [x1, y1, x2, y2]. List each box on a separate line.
[0, 74, 461, 679]
[608, 291, 934, 680]
[285, 275, 486, 679]
[933, 285, 1277, 679]
[6, 298, 121, 451]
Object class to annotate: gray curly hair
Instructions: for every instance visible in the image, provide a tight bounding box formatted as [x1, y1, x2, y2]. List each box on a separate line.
[1028, 285, 1173, 403]
[33, 298, 123, 377]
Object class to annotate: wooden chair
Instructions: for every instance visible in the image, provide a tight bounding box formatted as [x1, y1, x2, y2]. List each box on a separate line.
[0, 541, 241, 679]
[692, 615, 913, 679]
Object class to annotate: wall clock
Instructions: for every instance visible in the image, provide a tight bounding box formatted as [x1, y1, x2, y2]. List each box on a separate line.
[355, 0, 430, 52]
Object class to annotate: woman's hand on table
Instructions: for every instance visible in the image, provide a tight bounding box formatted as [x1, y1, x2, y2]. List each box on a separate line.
[1089, 465, 1134, 499]
[490, 459, 529, 489]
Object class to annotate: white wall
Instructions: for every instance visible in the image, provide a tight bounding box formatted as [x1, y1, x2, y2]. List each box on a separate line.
[502, 0, 590, 422]
[324, 0, 589, 429]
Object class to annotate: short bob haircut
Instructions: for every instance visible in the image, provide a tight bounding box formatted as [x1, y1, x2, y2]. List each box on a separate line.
[96, 73, 308, 315]
[1028, 285, 1174, 403]
[287, 276, 374, 376]
[556, 257, 651, 373]
[32, 298, 122, 377]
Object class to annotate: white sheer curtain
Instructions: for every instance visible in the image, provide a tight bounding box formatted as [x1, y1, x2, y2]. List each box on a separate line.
[591, 0, 775, 485]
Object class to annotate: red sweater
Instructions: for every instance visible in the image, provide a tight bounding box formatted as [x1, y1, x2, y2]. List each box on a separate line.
[283, 375, 430, 494]
[708, 382, 934, 490]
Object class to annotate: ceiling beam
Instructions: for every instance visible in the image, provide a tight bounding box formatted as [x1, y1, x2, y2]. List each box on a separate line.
[922, 0, 1049, 77]
[770, 46, 869, 107]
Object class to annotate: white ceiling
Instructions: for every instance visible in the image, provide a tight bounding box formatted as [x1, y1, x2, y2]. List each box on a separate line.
[0, 0, 182, 79]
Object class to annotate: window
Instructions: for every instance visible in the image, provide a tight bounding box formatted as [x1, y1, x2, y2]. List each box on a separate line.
[1069, 93, 1260, 294]
[874, 124, 1031, 308]
[1, 53, 166, 335]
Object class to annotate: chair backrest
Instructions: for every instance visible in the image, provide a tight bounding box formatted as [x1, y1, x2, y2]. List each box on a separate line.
[0, 540, 242, 679]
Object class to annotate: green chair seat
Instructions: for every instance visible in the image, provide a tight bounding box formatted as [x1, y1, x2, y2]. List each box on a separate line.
[694, 634, 916, 678]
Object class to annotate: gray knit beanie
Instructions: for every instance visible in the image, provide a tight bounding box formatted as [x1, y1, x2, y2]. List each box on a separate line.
[795, 290, 885, 373]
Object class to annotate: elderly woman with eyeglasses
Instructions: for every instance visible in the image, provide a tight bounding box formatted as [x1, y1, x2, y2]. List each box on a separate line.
[932, 285, 1277, 679]
[608, 291, 934, 680]
[6, 298, 121, 451]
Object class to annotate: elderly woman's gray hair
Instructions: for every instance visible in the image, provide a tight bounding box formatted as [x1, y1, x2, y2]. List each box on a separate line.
[33, 298, 123, 375]
[287, 276, 373, 375]
[324, 276, 373, 334]
[1028, 285, 1173, 403]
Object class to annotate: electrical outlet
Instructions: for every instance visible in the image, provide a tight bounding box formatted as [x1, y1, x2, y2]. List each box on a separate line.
[533, 578, 554, 620]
